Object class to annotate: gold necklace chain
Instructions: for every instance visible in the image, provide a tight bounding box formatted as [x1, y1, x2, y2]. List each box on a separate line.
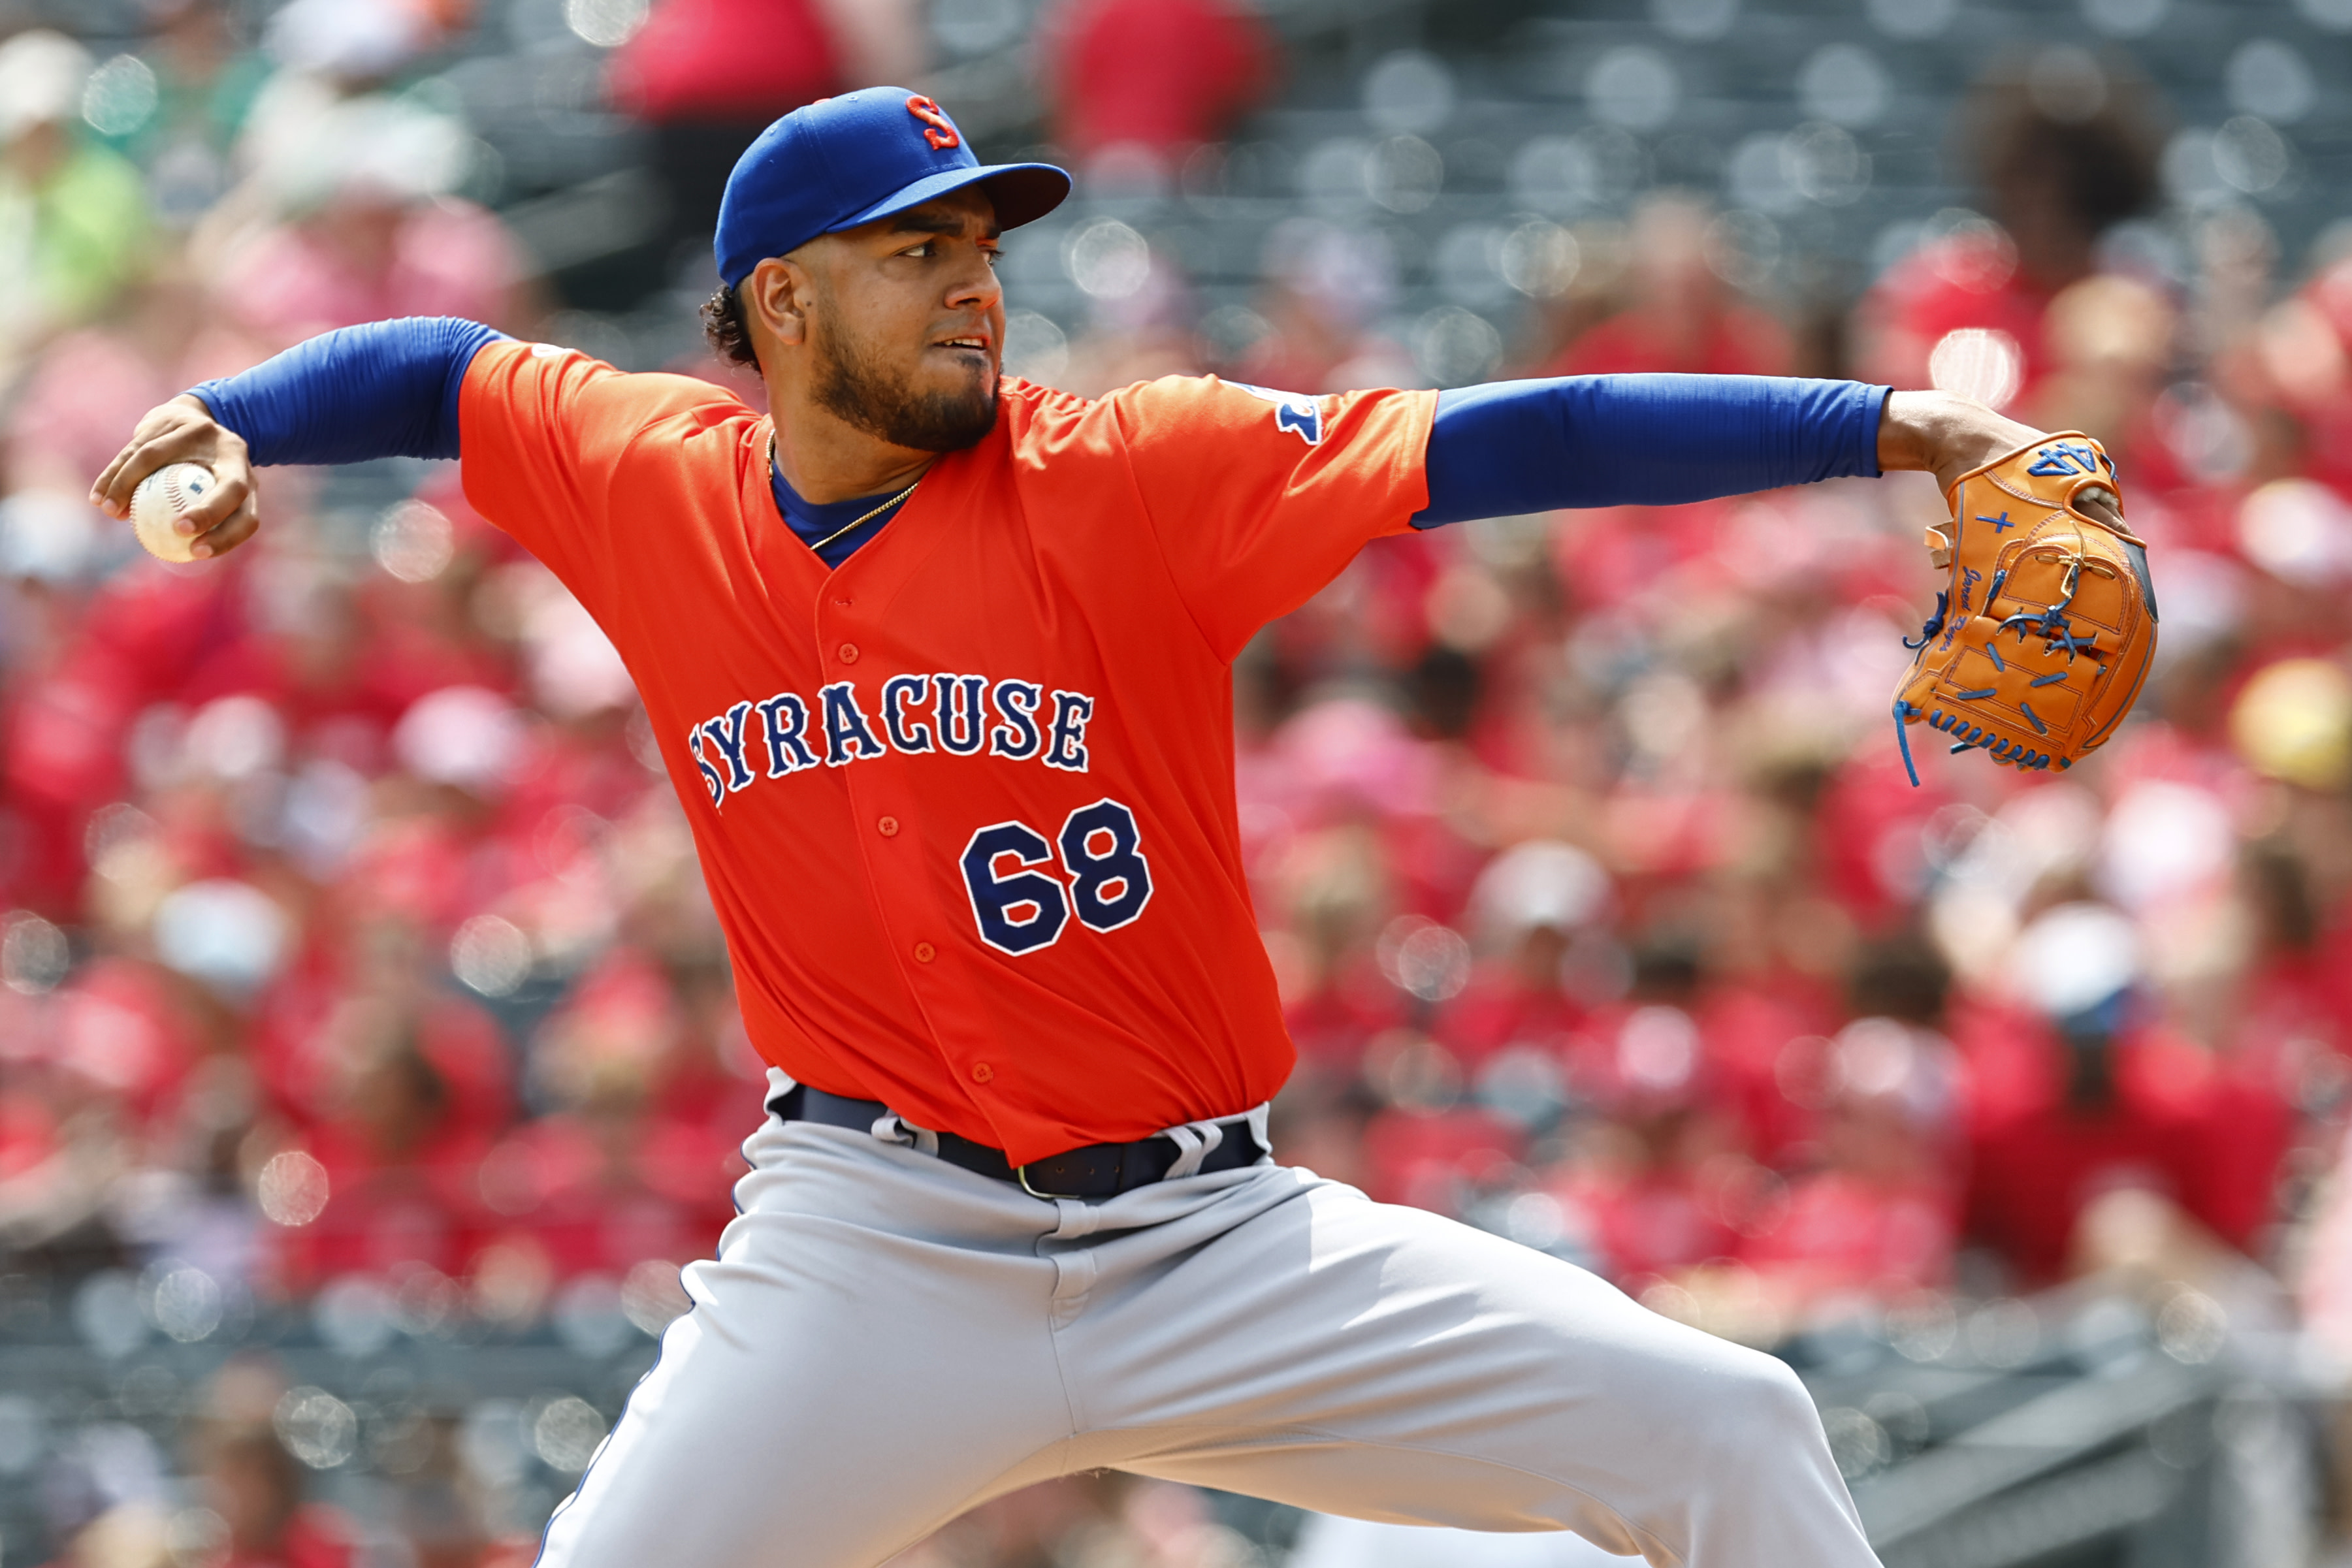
[771, 434, 922, 554]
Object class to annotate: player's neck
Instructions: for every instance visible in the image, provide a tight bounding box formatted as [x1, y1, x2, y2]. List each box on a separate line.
[766, 387, 936, 505]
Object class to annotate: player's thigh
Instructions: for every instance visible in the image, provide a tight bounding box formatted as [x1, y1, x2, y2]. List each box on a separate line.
[1076, 1179, 1850, 1557]
[536, 1186, 1071, 1567]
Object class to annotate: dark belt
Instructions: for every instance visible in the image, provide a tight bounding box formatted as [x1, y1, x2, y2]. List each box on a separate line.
[769, 1084, 1265, 1199]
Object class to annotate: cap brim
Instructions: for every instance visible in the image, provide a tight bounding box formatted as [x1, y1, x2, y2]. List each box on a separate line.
[833, 161, 1071, 238]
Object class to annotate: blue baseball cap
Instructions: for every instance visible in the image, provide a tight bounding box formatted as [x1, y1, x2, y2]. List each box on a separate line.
[714, 87, 1071, 289]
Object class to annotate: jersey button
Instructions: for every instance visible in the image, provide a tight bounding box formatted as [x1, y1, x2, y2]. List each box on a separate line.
[913, 941, 935, 963]
[877, 815, 899, 837]
[839, 642, 861, 664]
[971, 1063, 994, 1084]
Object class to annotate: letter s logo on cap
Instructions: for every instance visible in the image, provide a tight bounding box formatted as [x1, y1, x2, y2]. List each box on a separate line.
[907, 95, 960, 152]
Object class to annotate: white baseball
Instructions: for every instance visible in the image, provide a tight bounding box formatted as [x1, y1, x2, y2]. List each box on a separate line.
[129, 462, 217, 563]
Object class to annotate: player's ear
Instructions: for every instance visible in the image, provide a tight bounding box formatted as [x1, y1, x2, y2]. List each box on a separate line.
[747, 256, 812, 349]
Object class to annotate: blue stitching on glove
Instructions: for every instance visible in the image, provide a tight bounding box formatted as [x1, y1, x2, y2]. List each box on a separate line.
[1894, 700, 1920, 787]
[1904, 592, 1948, 650]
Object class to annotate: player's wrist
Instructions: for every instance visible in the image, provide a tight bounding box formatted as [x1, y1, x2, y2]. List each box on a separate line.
[1874, 390, 1939, 473]
[169, 392, 240, 448]
[1877, 390, 2040, 493]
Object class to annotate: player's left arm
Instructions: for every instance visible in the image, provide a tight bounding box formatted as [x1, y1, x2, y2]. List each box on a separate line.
[1410, 376, 2054, 528]
[1114, 372, 2121, 662]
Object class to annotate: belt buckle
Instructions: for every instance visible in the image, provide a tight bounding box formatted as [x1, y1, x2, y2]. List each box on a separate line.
[1016, 1163, 1084, 1201]
[1017, 1142, 1128, 1200]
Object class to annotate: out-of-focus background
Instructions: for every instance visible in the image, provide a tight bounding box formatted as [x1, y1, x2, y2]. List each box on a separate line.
[3, 0, 2352, 1563]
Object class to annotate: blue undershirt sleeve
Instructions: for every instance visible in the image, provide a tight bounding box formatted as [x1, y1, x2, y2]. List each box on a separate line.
[186, 317, 509, 466]
[1411, 374, 1892, 528]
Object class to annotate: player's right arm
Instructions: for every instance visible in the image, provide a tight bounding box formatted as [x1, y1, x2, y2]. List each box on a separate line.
[90, 317, 509, 557]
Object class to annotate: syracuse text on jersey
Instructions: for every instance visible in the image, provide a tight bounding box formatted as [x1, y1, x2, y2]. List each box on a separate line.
[685, 672, 1099, 807]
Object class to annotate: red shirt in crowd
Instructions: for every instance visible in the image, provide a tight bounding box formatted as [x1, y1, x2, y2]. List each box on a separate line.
[607, 0, 839, 122]
[1048, 0, 1276, 155]
[1961, 1005, 2251, 1281]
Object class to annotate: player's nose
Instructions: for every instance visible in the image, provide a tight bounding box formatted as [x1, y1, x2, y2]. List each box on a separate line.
[942, 248, 1003, 313]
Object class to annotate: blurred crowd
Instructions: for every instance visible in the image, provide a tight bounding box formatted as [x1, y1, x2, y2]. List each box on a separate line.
[5, 0, 2352, 1563]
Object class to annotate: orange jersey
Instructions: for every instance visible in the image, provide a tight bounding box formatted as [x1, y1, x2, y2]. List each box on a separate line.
[460, 342, 1434, 1162]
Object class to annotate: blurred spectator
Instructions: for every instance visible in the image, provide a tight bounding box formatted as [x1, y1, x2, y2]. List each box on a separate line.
[2262, 241, 2352, 502]
[0, 31, 152, 369]
[2031, 272, 2180, 479]
[1854, 51, 2163, 415]
[1240, 220, 1412, 393]
[1436, 839, 1608, 1072]
[216, 99, 519, 345]
[1540, 195, 1791, 379]
[253, 896, 510, 1294]
[611, 0, 925, 267]
[6, 272, 223, 499]
[260, 0, 440, 82]
[119, 0, 272, 226]
[197, 1421, 357, 1568]
[1961, 903, 2228, 1285]
[1044, 0, 1276, 185]
[1740, 1015, 1962, 1309]
[1543, 942, 1747, 1283]
[473, 946, 733, 1281]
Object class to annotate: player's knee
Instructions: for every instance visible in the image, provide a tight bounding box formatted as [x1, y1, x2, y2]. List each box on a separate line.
[1696, 1349, 1831, 1473]
[1728, 1350, 1818, 1430]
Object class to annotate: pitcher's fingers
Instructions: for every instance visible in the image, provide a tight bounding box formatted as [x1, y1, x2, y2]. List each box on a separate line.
[89, 407, 189, 511]
[98, 403, 227, 515]
[89, 439, 148, 517]
[91, 427, 201, 519]
[189, 497, 259, 560]
[2075, 485, 2124, 530]
[174, 470, 251, 537]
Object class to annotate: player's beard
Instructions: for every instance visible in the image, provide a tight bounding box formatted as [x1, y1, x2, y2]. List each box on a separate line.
[809, 310, 999, 453]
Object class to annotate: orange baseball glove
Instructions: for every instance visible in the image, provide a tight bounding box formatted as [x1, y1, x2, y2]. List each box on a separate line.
[1893, 432, 2157, 784]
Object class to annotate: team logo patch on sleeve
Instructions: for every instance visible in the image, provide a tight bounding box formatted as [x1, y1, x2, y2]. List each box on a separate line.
[1230, 383, 1325, 447]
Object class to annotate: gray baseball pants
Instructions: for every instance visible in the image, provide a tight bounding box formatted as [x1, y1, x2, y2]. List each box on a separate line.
[536, 1081, 1881, 1567]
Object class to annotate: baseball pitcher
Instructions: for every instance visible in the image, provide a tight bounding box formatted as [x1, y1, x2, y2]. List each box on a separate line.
[94, 88, 2146, 1568]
